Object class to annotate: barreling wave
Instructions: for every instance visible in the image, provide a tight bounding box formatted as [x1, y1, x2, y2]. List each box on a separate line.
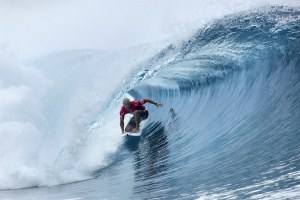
[116, 6, 300, 199]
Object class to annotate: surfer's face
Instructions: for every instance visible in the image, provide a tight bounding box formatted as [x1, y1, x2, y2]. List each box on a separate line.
[124, 102, 130, 110]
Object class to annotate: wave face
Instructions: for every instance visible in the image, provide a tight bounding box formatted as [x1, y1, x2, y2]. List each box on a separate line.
[0, 6, 300, 200]
[123, 6, 300, 199]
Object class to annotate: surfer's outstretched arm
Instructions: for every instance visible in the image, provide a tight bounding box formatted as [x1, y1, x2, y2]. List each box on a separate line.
[143, 98, 163, 107]
[120, 119, 125, 133]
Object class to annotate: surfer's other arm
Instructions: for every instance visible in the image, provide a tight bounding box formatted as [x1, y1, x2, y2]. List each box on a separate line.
[120, 118, 125, 133]
[143, 98, 163, 107]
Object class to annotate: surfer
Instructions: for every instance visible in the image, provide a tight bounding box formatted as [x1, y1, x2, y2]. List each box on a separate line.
[120, 98, 163, 134]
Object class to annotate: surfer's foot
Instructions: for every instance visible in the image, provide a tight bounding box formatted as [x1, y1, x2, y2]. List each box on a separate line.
[132, 127, 140, 133]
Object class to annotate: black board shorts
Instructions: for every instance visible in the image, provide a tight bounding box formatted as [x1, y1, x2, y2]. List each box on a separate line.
[127, 110, 149, 127]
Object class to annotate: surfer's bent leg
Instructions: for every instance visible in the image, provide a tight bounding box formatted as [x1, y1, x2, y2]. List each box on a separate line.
[125, 116, 137, 132]
[125, 125, 133, 132]
[133, 110, 142, 130]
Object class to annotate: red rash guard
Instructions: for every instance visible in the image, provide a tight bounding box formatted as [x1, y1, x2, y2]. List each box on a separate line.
[120, 99, 146, 120]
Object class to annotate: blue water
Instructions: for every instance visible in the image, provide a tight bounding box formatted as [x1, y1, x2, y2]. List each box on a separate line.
[1, 6, 300, 199]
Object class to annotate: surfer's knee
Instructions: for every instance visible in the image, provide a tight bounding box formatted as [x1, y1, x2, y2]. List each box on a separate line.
[133, 110, 142, 116]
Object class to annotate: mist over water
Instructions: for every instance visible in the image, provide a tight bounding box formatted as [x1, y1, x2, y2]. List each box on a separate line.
[0, 0, 299, 58]
[0, 1, 300, 200]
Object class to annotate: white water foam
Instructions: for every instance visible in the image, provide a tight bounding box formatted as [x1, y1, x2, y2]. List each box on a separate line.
[0, 44, 165, 189]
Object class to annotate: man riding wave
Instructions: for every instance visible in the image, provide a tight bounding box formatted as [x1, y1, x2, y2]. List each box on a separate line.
[120, 98, 163, 133]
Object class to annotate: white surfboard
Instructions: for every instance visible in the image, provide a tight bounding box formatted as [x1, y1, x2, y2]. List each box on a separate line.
[127, 132, 141, 136]
[122, 113, 146, 137]
[123, 114, 134, 128]
[122, 131, 141, 137]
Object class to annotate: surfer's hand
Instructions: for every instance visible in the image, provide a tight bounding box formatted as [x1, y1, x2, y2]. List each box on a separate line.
[156, 103, 163, 107]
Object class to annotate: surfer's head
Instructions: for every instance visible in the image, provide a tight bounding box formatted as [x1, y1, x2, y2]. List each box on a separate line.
[123, 98, 131, 110]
